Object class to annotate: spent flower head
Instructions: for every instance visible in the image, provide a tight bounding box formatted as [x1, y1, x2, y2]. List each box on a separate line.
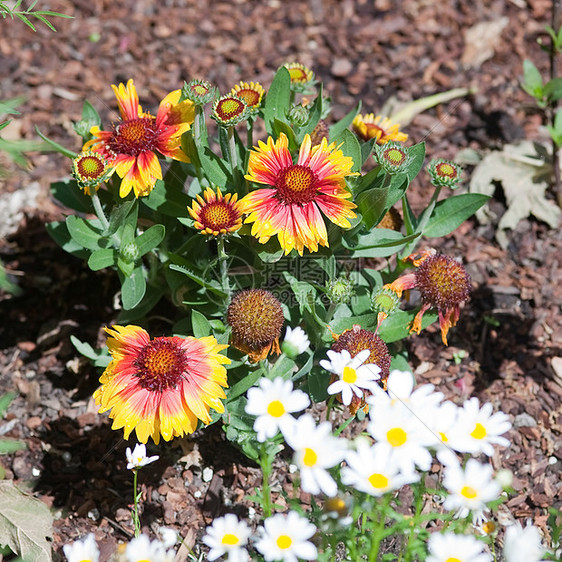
[255, 511, 318, 562]
[126, 443, 159, 470]
[202, 513, 251, 562]
[63, 533, 99, 562]
[227, 289, 284, 363]
[245, 377, 310, 442]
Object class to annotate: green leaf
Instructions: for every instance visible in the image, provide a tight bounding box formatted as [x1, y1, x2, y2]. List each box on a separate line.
[423, 193, 490, 238]
[143, 174, 191, 218]
[0, 393, 16, 418]
[356, 186, 389, 230]
[135, 224, 165, 257]
[107, 199, 136, 236]
[34, 126, 76, 158]
[121, 266, 146, 310]
[198, 146, 229, 187]
[272, 119, 299, 150]
[329, 100, 361, 139]
[66, 215, 106, 251]
[227, 367, 266, 402]
[191, 310, 212, 338]
[0, 440, 26, 454]
[0, 480, 53, 562]
[45, 221, 89, 258]
[88, 248, 117, 271]
[300, 84, 323, 136]
[342, 229, 420, 257]
[332, 128, 362, 173]
[544, 77, 562, 102]
[70, 335, 110, 367]
[378, 310, 438, 343]
[169, 264, 227, 296]
[263, 67, 291, 135]
[522, 59, 544, 99]
[81, 99, 100, 126]
[50, 179, 93, 213]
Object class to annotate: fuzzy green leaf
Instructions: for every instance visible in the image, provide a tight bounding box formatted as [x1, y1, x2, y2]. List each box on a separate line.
[121, 266, 146, 310]
[135, 225, 165, 257]
[263, 67, 291, 136]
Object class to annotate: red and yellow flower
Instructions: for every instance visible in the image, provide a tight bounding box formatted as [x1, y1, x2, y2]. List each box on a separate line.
[83, 79, 195, 199]
[231, 81, 265, 113]
[241, 133, 358, 256]
[188, 187, 244, 236]
[385, 251, 471, 345]
[352, 113, 408, 145]
[93, 325, 230, 444]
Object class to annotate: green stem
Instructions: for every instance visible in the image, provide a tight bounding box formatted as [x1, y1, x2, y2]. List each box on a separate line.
[247, 117, 254, 149]
[216, 236, 231, 300]
[325, 395, 336, 421]
[228, 126, 237, 172]
[90, 189, 110, 232]
[260, 445, 273, 517]
[404, 481, 425, 562]
[132, 469, 141, 537]
[368, 495, 390, 562]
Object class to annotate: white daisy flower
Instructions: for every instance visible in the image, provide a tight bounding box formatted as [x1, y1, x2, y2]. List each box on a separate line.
[367, 400, 434, 472]
[158, 527, 178, 548]
[245, 377, 310, 442]
[126, 534, 172, 562]
[341, 440, 418, 497]
[503, 521, 546, 562]
[448, 397, 512, 456]
[320, 348, 381, 406]
[255, 511, 317, 562]
[442, 458, 501, 519]
[282, 326, 310, 358]
[63, 533, 99, 562]
[282, 413, 346, 497]
[368, 369, 444, 447]
[426, 532, 491, 562]
[125, 443, 159, 470]
[202, 514, 251, 562]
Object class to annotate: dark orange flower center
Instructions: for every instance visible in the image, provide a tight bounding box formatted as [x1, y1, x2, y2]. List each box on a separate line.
[76, 155, 105, 179]
[235, 88, 261, 108]
[133, 338, 188, 392]
[200, 201, 239, 231]
[215, 97, 246, 121]
[435, 162, 457, 179]
[109, 117, 158, 156]
[415, 255, 471, 311]
[365, 123, 385, 140]
[275, 165, 318, 205]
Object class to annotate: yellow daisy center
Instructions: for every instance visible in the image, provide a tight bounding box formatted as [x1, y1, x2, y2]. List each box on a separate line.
[470, 422, 487, 440]
[342, 366, 358, 384]
[461, 485, 478, 499]
[445, 558, 462, 562]
[302, 447, 318, 467]
[133, 338, 188, 392]
[439, 431, 448, 443]
[276, 535, 293, 549]
[110, 117, 157, 156]
[267, 400, 286, 418]
[482, 521, 497, 534]
[221, 533, 240, 545]
[368, 472, 389, 489]
[276, 164, 318, 205]
[215, 97, 246, 121]
[199, 201, 239, 232]
[386, 427, 407, 447]
[235, 88, 261, 108]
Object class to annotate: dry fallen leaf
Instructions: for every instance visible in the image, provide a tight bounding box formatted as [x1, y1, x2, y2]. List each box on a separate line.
[462, 17, 509, 68]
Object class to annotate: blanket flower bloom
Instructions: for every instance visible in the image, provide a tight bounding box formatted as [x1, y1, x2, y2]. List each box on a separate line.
[83, 79, 195, 198]
[93, 325, 229, 444]
[242, 133, 357, 255]
[231, 81, 265, 114]
[188, 186, 244, 236]
[352, 113, 408, 144]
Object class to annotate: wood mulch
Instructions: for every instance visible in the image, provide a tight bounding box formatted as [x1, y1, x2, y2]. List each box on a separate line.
[0, 0, 560, 559]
